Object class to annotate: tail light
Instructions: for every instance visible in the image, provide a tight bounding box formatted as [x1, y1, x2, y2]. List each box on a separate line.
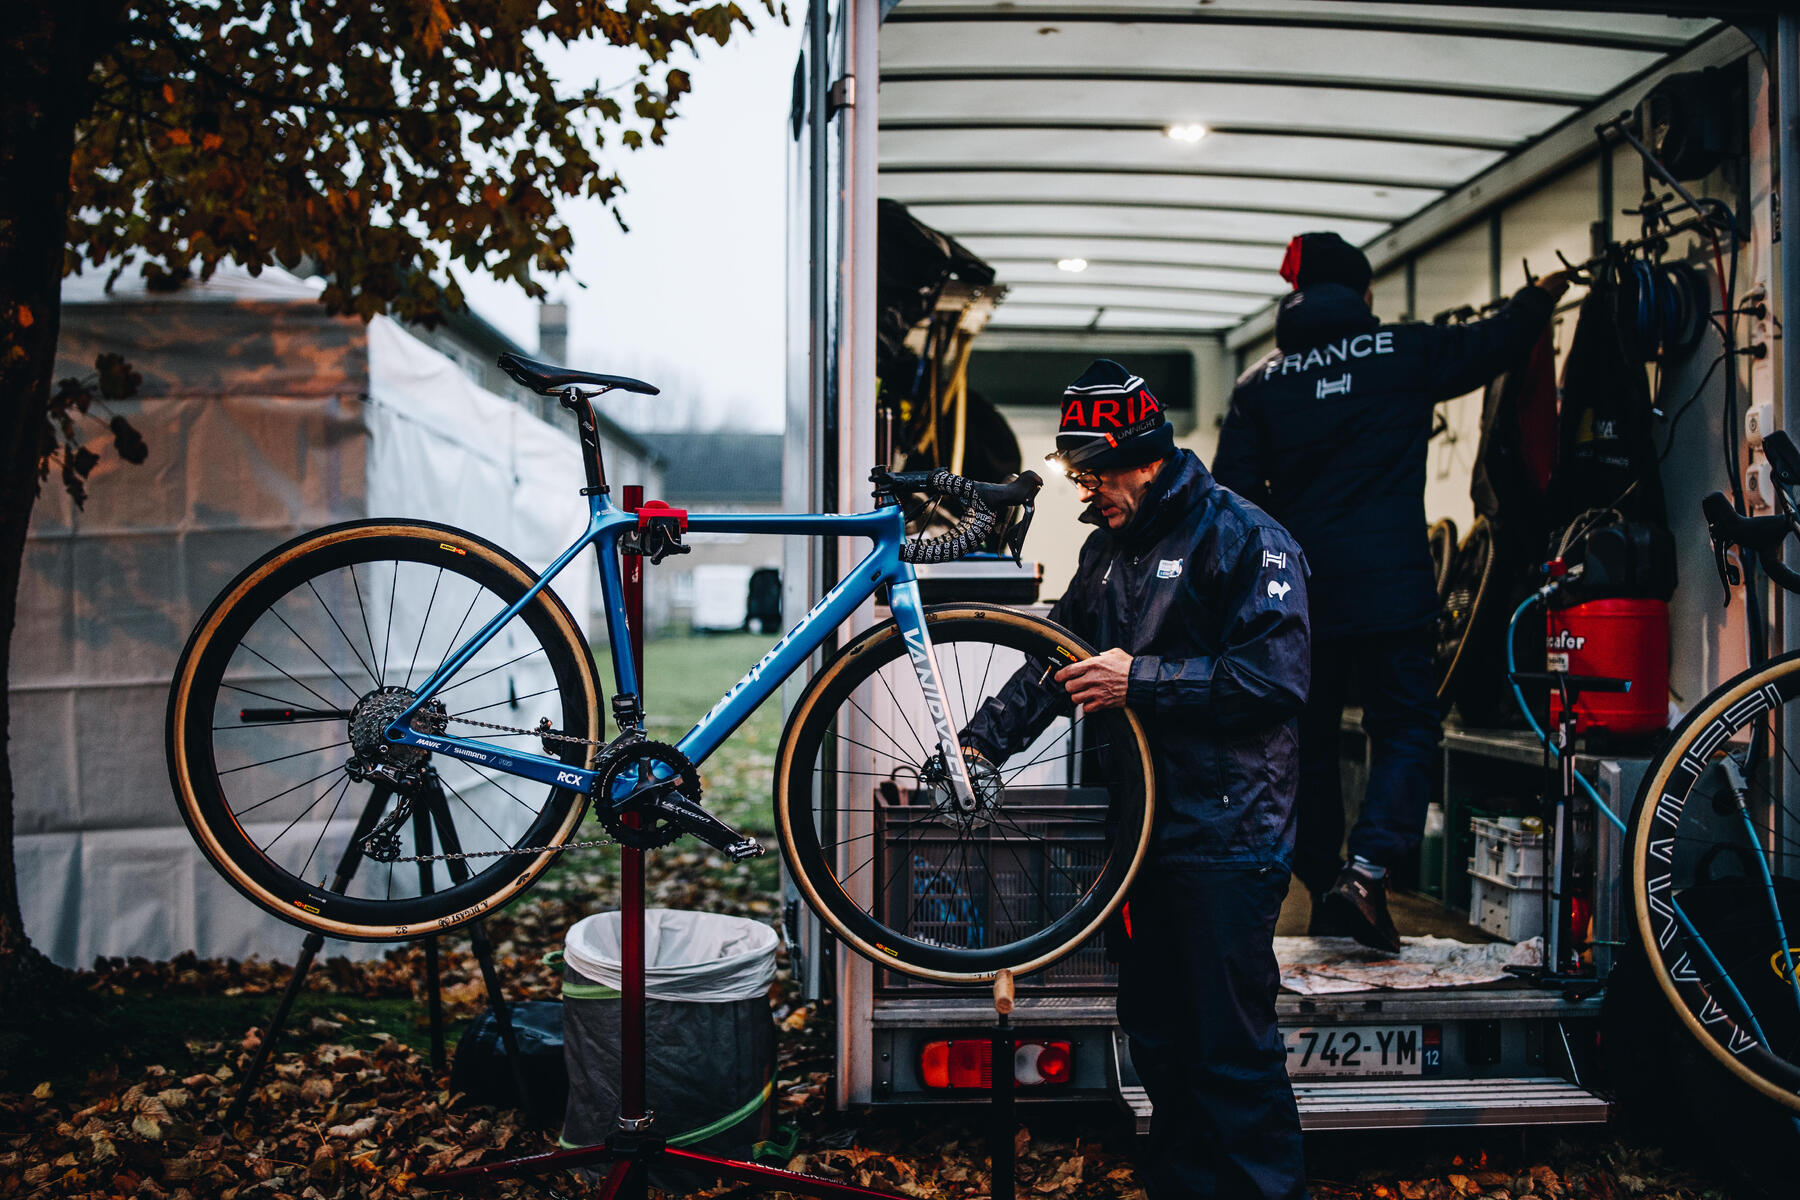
[919, 1039, 1073, 1089]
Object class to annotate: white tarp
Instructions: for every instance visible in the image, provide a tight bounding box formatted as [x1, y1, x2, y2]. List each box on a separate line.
[12, 265, 592, 968]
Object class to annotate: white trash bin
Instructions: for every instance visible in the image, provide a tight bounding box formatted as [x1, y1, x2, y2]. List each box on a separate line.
[559, 909, 779, 1161]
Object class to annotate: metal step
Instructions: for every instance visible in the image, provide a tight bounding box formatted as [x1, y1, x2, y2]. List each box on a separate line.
[1109, 1033, 1607, 1134]
[1292, 1077, 1611, 1130]
[1117, 1077, 1609, 1135]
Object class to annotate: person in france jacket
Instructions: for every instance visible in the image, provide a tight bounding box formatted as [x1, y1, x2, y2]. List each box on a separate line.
[962, 359, 1311, 1200]
[1213, 231, 1569, 951]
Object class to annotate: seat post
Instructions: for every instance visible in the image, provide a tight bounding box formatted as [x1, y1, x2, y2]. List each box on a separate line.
[563, 387, 611, 495]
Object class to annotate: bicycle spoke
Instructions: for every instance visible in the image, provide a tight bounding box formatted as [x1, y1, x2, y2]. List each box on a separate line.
[220, 681, 335, 713]
[300, 774, 355, 882]
[435, 645, 546, 696]
[263, 773, 346, 852]
[382, 560, 398, 683]
[218, 739, 352, 776]
[850, 681, 929, 765]
[403, 568, 446, 690]
[827, 726, 917, 767]
[348, 562, 384, 687]
[452, 687, 562, 719]
[462, 762, 540, 816]
[234, 762, 349, 819]
[441, 776, 509, 849]
[429, 584, 487, 692]
[239, 644, 341, 712]
[871, 666, 934, 760]
[306, 578, 380, 688]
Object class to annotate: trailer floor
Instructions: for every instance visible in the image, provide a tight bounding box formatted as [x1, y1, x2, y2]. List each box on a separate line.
[1277, 876, 1505, 943]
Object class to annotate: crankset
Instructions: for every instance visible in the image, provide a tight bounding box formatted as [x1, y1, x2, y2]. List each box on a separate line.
[595, 740, 762, 861]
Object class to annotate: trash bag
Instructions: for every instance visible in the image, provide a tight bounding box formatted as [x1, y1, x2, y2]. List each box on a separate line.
[560, 910, 779, 1169]
[450, 1000, 569, 1123]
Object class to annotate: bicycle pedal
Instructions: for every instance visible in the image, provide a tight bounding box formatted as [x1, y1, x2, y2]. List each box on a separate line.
[724, 838, 764, 862]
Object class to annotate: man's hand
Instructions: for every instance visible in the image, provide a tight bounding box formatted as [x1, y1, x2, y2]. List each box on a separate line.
[1055, 648, 1134, 713]
[1535, 267, 1578, 302]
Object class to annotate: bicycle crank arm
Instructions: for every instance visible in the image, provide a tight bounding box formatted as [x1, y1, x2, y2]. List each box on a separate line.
[649, 791, 765, 861]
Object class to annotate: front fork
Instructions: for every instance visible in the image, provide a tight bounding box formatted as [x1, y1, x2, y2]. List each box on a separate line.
[885, 579, 980, 812]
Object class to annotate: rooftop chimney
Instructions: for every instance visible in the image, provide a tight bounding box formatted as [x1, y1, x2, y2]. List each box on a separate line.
[539, 302, 569, 364]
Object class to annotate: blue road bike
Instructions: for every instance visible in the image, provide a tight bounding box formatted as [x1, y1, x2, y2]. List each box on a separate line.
[167, 354, 1155, 982]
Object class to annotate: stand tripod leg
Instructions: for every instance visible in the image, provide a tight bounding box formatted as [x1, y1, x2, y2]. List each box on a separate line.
[989, 970, 1016, 1200]
[412, 804, 447, 1071]
[423, 784, 538, 1121]
[227, 785, 391, 1127]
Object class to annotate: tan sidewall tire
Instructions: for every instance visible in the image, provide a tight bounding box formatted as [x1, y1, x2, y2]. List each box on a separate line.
[168, 521, 602, 941]
[773, 604, 1155, 984]
[1631, 653, 1800, 1112]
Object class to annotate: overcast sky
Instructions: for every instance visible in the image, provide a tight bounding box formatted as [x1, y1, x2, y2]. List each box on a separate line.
[456, 15, 805, 435]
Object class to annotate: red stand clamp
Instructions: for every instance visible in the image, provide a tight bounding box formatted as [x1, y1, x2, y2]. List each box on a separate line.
[635, 500, 688, 532]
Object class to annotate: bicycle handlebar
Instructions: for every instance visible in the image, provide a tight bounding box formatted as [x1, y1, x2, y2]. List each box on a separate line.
[872, 468, 1044, 565]
[1702, 490, 1800, 595]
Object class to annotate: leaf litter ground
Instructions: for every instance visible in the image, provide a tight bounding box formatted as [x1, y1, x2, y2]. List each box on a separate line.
[0, 639, 1746, 1199]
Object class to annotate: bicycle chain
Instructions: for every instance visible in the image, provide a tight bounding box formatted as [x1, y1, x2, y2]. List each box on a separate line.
[379, 712, 616, 865]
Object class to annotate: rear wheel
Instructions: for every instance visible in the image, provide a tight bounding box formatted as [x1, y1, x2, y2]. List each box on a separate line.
[774, 605, 1154, 983]
[167, 520, 603, 941]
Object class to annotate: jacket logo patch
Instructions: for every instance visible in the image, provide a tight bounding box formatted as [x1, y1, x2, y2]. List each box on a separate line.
[1157, 558, 1183, 579]
[1261, 550, 1287, 570]
[1267, 580, 1292, 601]
[1316, 373, 1352, 398]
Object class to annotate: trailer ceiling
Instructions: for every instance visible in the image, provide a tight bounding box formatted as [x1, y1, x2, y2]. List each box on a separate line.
[878, 1, 1722, 337]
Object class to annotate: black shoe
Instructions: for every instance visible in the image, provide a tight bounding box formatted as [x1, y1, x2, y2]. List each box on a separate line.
[1321, 862, 1402, 954]
[1306, 892, 1353, 938]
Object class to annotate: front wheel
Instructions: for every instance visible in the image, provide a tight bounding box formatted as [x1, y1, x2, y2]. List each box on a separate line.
[1629, 649, 1800, 1113]
[774, 605, 1155, 984]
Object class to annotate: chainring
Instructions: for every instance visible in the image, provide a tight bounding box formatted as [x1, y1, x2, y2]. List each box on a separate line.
[595, 739, 702, 850]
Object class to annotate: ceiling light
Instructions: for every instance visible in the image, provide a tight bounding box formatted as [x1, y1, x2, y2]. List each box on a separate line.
[1057, 257, 1088, 273]
[1164, 123, 1208, 144]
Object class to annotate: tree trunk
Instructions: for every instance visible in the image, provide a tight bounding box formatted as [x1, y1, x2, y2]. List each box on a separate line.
[0, 2, 126, 1008]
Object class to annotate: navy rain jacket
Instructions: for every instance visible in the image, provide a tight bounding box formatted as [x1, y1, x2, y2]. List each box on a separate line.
[961, 450, 1311, 866]
[1213, 282, 1554, 638]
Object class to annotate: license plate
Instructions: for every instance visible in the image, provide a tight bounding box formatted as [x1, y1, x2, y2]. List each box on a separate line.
[1284, 1024, 1441, 1078]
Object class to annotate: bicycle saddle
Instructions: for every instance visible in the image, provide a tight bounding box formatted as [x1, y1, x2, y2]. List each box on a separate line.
[497, 352, 660, 396]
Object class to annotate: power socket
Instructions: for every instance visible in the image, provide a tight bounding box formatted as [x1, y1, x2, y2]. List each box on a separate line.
[1746, 458, 1777, 511]
[1746, 401, 1776, 446]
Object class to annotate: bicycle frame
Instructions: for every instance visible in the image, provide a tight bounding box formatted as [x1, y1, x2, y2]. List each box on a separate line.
[384, 486, 976, 803]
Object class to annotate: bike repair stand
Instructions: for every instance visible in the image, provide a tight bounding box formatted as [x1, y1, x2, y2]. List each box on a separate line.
[225, 772, 534, 1127]
[1506, 669, 1630, 989]
[421, 484, 903, 1200]
[989, 970, 1018, 1200]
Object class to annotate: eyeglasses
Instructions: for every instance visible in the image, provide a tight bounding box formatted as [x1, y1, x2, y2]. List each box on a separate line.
[1063, 469, 1103, 491]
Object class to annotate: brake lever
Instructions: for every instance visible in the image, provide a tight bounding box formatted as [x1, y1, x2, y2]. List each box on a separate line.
[1000, 497, 1036, 565]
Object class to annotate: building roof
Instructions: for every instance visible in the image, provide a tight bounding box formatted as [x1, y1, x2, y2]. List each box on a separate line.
[639, 432, 784, 504]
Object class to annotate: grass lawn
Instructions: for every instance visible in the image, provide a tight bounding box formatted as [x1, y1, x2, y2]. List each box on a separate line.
[639, 630, 783, 837]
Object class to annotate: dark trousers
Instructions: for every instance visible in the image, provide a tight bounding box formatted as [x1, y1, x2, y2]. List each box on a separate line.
[1117, 863, 1307, 1200]
[1292, 629, 1442, 897]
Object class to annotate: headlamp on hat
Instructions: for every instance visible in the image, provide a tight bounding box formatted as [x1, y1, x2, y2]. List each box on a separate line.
[1045, 359, 1174, 480]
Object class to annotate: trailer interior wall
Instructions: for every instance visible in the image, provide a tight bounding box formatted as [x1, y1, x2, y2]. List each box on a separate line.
[1230, 67, 1771, 707]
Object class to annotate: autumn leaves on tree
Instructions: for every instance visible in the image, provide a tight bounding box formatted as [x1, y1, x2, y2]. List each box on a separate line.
[0, 0, 779, 1002]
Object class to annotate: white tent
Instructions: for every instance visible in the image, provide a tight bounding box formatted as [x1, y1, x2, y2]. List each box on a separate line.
[11, 265, 626, 967]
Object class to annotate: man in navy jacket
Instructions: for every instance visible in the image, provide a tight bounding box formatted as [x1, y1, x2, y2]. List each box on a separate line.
[1213, 232, 1568, 950]
[963, 360, 1310, 1200]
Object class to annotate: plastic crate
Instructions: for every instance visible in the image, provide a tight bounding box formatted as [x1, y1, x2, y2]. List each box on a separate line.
[1468, 865, 1546, 942]
[873, 786, 1117, 989]
[1470, 815, 1546, 887]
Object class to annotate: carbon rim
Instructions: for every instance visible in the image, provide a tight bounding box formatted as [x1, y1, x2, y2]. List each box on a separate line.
[168, 521, 601, 940]
[1631, 649, 1800, 1111]
[775, 606, 1154, 983]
